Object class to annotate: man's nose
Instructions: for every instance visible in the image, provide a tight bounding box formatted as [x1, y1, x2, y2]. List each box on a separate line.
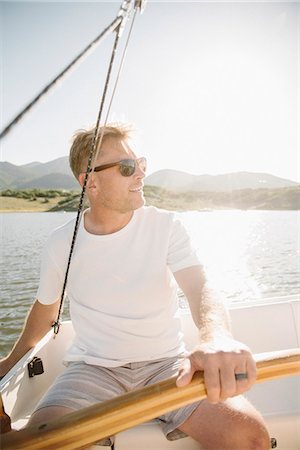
[135, 166, 145, 179]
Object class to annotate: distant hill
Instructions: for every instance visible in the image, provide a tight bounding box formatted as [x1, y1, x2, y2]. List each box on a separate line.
[0, 157, 79, 190]
[145, 170, 298, 192]
[0, 157, 298, 191]
[18, 173, 79, 190]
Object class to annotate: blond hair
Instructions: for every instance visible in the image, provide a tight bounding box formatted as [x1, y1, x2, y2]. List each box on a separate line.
[69, 123, 133, 179]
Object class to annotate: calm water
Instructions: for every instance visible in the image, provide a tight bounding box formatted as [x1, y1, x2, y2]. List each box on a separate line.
[1, 210, 299, 357]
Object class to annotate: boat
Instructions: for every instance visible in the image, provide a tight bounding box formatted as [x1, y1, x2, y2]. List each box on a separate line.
[1, 295, 299, 449]
[1, 2, 299, 448]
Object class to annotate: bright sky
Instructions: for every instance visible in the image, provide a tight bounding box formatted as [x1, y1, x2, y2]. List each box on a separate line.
[0, 0, 299, 181]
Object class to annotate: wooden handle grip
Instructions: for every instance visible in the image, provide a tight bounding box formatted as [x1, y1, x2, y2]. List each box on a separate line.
[2, 349, 300, 450]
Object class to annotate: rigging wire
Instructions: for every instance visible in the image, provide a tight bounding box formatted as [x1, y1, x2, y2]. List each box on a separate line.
[52, 1, 144, 335]
[0, 1, 129, 140]
[91, 6, 139, 172]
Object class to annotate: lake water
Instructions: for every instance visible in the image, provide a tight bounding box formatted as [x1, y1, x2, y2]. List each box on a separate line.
[0, 210, 299, 357]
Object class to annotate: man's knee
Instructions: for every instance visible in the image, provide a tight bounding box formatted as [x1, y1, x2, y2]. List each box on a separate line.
[241, 420, 270, 450]
[27, 405, 75, 427]
[179, 397, 270, 450]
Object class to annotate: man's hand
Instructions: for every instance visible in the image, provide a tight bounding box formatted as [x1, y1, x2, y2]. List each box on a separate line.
[176, 337, 256, 403]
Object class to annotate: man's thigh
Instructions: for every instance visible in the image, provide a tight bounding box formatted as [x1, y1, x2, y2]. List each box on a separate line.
[178, 395, 270, 450]
[31, 361, 127, 413]
[28, 405, 74, 426]
[27, 361, 126, 447]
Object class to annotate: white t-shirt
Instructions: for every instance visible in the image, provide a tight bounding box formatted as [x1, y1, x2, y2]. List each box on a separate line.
[37, 206, 200, 367]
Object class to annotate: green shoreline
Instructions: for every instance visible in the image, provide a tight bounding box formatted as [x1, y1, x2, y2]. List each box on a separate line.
[1, 185, 299, 212]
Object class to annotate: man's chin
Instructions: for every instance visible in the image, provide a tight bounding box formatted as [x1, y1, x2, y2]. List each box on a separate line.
[133, 195, 145, 210]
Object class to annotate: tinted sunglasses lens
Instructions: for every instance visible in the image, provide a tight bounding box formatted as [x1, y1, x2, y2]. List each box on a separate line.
[119, 160, 135, 177]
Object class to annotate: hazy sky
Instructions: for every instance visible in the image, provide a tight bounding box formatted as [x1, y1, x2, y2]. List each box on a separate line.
[1, 0, 299, 181]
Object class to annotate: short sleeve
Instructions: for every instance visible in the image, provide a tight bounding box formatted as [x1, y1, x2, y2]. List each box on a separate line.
[36, 240, 65, 305]
[167, 215, 201, 273]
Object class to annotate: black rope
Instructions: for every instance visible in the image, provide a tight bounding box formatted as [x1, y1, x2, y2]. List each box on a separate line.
[0, 16, 123, 140]
[52, 0, 138, 335]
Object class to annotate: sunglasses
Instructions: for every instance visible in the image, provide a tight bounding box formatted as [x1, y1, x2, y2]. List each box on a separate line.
[89, 157, 147, 177]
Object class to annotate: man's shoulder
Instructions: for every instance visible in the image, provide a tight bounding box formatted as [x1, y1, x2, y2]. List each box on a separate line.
[139, 205, 175, 220]
[47, 215, 76, 246]
[135, 206, 177, 235]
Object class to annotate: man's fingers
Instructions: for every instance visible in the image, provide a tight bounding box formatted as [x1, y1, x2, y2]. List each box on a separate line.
[245, 356, 257, 385]
[176, 358, 195, 387]
[219, 364, 237, 400]
[176, 348, 257, 404]
[203, 366, 221, 403]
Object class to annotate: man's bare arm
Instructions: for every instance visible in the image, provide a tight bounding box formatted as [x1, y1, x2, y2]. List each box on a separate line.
[174, 265, 232, 342]
[0, 299, 59, 377]
[173, 265, 256, 403]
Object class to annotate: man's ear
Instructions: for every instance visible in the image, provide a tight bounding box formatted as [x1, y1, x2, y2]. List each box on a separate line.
[78, 172, 86, 188]
[78, 172, 97, 190]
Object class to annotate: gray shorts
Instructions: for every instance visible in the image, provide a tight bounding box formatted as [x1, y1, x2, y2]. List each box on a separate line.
[34, 356, 201, 445]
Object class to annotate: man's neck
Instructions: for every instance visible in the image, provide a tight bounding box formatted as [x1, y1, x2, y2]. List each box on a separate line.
[83, 208, 134, 235]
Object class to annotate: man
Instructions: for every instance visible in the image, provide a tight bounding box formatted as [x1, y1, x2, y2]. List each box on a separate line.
[0, 124, 270, 449]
